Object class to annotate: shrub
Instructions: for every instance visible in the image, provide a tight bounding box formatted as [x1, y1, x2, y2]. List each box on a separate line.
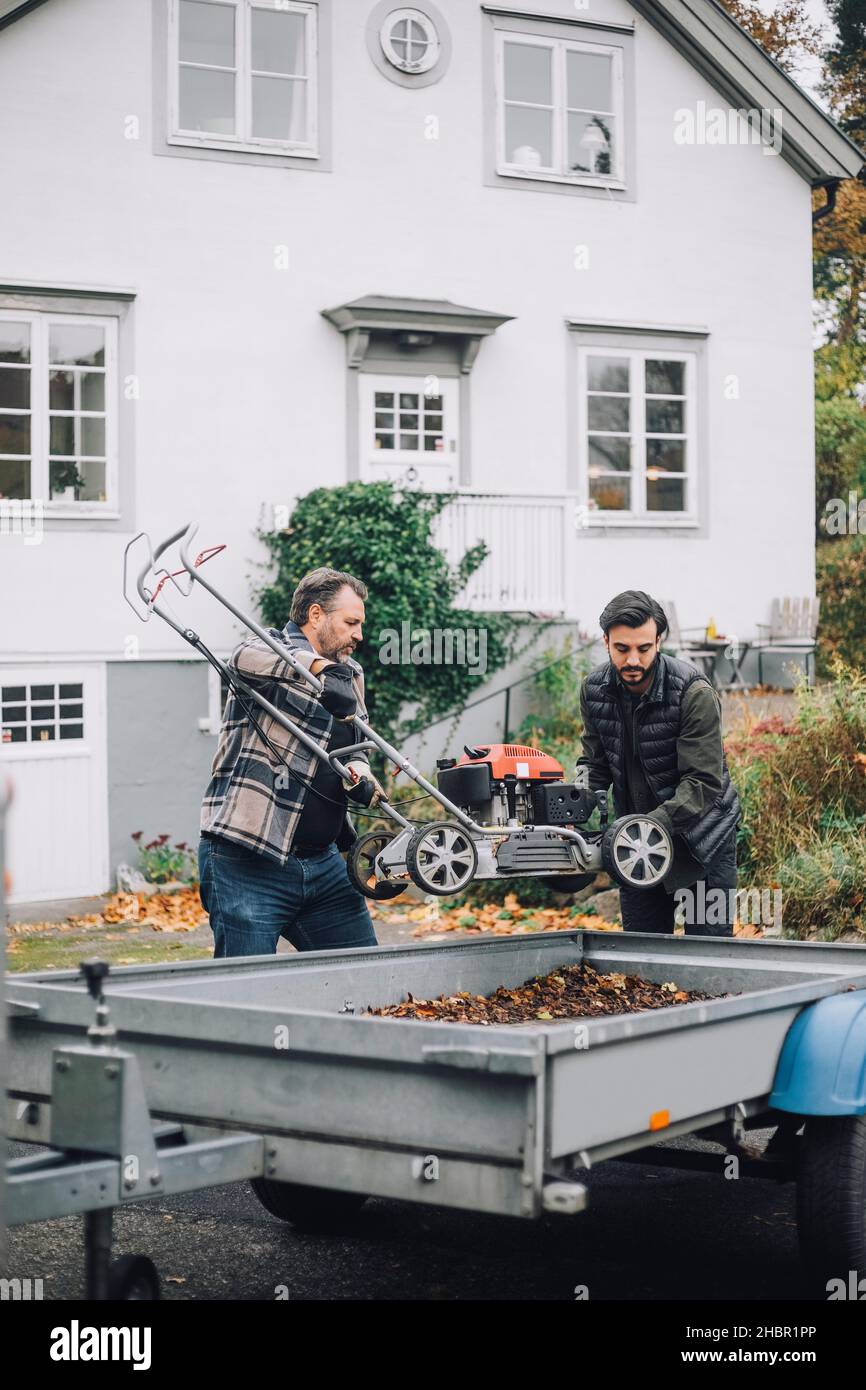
[131, 832, 198, 885]
[725, 660, 866, 937]
[816, 533, 866, 675]
[254, 482, 520, 750]
[815, 396, 866, 538]
[775, 838, 866, 941]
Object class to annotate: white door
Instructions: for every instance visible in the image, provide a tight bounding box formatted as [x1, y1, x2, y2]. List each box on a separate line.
[360, 374, 459, 489]
[0, 664, 109, 902]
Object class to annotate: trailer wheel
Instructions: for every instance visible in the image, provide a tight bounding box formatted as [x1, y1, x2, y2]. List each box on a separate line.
[796, 1114, 866, 1296]
[250, 1178, 368, 1232]
[406, 822, 478, 896]
[106, 1254, 160, 1301]
[601, 815, 673, 890]
[346, 831, 406, 900]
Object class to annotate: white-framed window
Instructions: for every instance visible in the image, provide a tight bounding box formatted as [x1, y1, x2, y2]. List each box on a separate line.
[380, 8, 440, 74]
[0, 311, 118, 514]
[359, 374, 459, 490]
[169, 0, 318, 156]
[1, 678, 85, 745]
[578, 348, 697, 522]
[494, 30, 624, 187]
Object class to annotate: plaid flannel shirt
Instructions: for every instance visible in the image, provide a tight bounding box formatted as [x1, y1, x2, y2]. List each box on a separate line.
[200, 620, 370, 865]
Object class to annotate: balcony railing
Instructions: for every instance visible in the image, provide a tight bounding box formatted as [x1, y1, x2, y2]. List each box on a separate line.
[432, 490, 574, 614]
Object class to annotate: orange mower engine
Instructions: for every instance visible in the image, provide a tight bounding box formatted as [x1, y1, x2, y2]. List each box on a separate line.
[435, 743, 592, 830]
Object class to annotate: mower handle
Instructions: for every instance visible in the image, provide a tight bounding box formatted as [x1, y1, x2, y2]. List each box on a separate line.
[153, 521, 197, 569]
[176, 521, 325, 697]
[327, 741, 378, 775]
[125, 522, 199, 617]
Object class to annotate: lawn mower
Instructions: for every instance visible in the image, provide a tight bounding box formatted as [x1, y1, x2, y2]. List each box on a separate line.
[123, 522, 674, 902]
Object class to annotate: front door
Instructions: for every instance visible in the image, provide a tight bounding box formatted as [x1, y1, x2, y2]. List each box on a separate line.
[360, 374, 459, 490]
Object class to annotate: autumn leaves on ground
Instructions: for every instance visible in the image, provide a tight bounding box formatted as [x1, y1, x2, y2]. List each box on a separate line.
[5, 881, 767, 976]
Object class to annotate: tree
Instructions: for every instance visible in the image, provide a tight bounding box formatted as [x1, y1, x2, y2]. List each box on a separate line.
[813, 0, 866, 387]
[721, 1, 866, 397]
[717, 1, 823, 74]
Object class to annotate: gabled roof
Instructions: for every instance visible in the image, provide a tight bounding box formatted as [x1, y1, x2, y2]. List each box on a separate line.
[2, 0, 863, 183]
[628, 0, 863, 182]
[0, 0, 48, 27]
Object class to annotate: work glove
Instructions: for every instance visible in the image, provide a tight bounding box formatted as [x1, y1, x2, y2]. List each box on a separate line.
[317, 662, 357, 719]
[344, 759, 385, 808]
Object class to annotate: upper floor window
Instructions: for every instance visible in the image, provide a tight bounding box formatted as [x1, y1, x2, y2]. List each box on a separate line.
[494, 30, 624, 187]
[578, 348, 696, 521]
[170, 0, 318, 156]
[0, 312, 117, 514]
[380, 9, 440, 74]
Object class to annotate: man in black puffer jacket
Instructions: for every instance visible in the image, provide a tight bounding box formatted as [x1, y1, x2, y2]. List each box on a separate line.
[575, 590, 741, 936]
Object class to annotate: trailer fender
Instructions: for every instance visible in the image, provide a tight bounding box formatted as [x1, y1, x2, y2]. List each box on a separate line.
[770, 991, 866, 1116]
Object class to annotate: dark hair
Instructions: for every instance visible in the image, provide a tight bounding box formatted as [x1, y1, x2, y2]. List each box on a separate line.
[290, 567, 368, 626]
[599, 590, 668, 642]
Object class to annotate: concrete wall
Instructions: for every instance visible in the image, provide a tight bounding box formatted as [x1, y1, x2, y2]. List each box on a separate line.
[106, 659, 216, 878]
[0, 0, 816, 669]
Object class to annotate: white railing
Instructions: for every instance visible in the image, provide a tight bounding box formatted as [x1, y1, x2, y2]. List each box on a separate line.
[432, 491, 574, 613]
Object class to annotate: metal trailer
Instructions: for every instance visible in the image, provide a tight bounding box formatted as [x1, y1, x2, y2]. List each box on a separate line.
[5, 930, 866, 1298]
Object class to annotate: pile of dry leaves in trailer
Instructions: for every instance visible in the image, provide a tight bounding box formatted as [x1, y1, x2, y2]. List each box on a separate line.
[365, 961, 725, 1026]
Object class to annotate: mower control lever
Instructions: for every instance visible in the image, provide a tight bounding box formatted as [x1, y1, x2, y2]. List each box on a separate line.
[327, 741, 377, 778]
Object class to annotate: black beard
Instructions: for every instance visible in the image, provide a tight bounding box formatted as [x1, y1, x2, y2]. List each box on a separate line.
[616, 652, 658, 687]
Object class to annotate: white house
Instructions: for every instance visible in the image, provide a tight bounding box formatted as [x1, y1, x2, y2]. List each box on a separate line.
[0, 0, 861, 901]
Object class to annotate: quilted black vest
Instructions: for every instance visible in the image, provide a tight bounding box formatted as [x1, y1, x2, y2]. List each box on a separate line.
[583, 652, 741, 866]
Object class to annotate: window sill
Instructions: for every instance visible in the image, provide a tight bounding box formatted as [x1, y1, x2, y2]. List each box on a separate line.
[583, 515, 700, 529]
[168, 133, 318, 160]
[42, 507, 120, 519]
[497, 165, 626, 192]
[0, 742, 90, 759]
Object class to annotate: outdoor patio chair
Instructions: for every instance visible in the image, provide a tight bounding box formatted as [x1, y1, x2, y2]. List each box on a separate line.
[752, 596, 821, 688]
[660, 600, 720, 686]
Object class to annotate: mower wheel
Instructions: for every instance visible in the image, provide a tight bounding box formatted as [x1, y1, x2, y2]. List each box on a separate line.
[406, 822, 478, 896]
[346, 831, 406, 900]
[601, 814, 673, 891]
[549, 873, 597, 894]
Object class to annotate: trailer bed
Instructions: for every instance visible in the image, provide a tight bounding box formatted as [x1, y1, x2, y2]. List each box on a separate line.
[7, 931, 866, 1222]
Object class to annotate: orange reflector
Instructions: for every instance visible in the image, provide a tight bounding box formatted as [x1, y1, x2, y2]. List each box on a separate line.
[649, 1109, 670, 1131]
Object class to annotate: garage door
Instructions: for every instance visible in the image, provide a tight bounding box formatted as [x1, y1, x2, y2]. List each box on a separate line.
[0, 664, 109, 903]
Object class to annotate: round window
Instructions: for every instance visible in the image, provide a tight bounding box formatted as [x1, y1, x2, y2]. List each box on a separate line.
[380, 8, 440, 74]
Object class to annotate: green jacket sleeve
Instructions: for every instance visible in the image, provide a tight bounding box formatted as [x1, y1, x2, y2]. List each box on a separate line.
[652, 681, 724, 838]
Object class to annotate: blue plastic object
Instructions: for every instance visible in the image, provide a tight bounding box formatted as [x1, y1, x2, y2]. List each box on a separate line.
[770, 991, 866, 1115]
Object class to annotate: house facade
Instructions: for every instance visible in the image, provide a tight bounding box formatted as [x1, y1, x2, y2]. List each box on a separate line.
[0, 0, 861, 900]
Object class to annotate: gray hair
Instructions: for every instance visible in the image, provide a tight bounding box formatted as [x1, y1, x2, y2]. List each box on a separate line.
[290, 567, 368, 626]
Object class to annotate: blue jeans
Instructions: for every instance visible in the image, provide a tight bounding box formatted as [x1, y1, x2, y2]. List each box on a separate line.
[198, 837, 378, 958]
[618, 830, 739, 936]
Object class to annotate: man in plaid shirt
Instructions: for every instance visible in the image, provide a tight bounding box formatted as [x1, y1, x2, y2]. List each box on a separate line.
[198, 567, 384, 958]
